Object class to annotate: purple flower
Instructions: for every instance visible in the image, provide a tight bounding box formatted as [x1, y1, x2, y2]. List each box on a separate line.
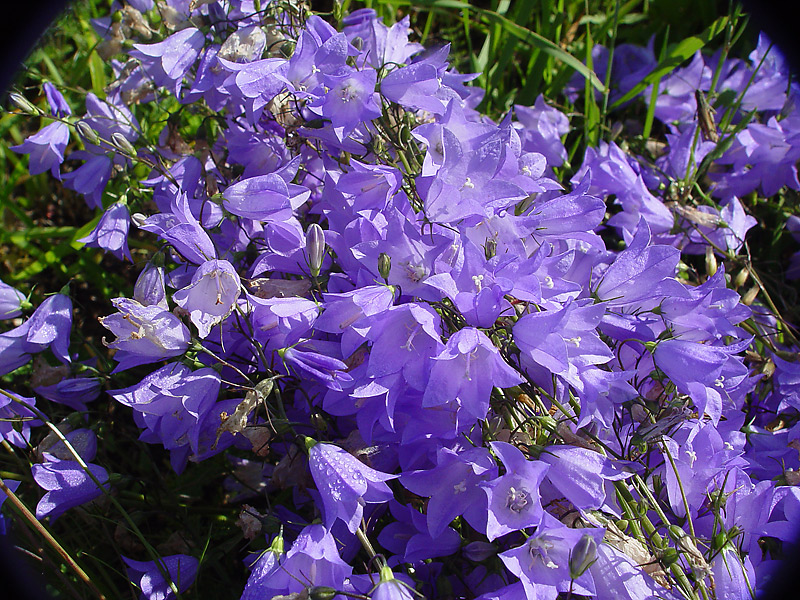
[31, 458, 109, 521]
[11, 121, 70, 179]
[173, 259, 241, 338]
[377, 500, 461, 564]
[241, 524, 352, 598]
[100, 298, 191, 372]
[400, 446, 498, 537]
[307, 440, 396, 532]
[423, 328, 523, 421]
[499, 514, 605, 599]
[280, 345, 353, 392]
[0, 279, 26, 319]
[0, 390, 40, 448]
[35, 376, 102, 412]
[122, 554, 198, 600]
[25, 293, 73, 365]
[134, 263, 169, 310]
[62, 153, 113, 210]
[314, 69, 381, 140]
[131, 28, 206, 96]
[480, 442, 548, 541]
[108, 363, 220, 462]
[79, 201, 132, 261]
[43, 82, 71, 117]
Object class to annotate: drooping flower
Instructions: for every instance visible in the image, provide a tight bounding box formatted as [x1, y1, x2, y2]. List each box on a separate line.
[173, 259, 241, 338]
[307, 440, 396, 533]
[31, 458, 110, 521]
[122, 554, 199, 600]
[79, 201, 132, 261]
[100, 298, 191, 372]
[11, 121, 70, 179]
[0, 279, 26, 320]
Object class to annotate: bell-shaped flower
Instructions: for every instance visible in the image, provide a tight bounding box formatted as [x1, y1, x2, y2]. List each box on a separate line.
[0, 279, 26, 319]
[400, 446, 497, 537]
[100, 298, 191, 372]
[423, 328, 522, 421]
[307, 440, 396, 533]
[11, 121, 70, 179]
[280, 344, 353, 392]
[23, 293, 73, 365]
[62, 153, 113, 210]
[173, 259, 241, 338]
[313, 69, 381, 140]
[241, 524, 352, 598]
[377, 500, 461, 564]
[122, 554, 198, 600]
[131, 28, 206, 96]
[539, 444, 633, 513]
[480, 442, 549, 541]
[499, 513, 605, 599]
[35, 376, 102, 412]
[0, 390, 40, 448]
[31, 458, 110, 521]
[79, 201, 132, 261]
[134, 263, 169, 310]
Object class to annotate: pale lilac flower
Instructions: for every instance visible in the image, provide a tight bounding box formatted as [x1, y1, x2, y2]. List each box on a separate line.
[173, 259, 241, 338]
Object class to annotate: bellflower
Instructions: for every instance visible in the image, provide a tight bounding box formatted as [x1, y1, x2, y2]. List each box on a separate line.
[79, 201, 132, 261]
[131, 28, 206, 96]
[100, 298, 191, 372]
[122, 554, 199, 600]
[480, 441, 549, 541]
[173, 259, 241, 338]
[0, 391, 40, 448]
[0, 279, 26, 319]
[31, 458, 110, 521]
[11, 121, 70, 179]
[499, 514, 605, 599]
[307, 440, 396, 533]
[400, 446, 498, 537]
[423, 328, 523, 421]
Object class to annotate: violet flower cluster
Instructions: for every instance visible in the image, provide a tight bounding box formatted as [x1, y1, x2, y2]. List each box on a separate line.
[4, 2, 800, 600]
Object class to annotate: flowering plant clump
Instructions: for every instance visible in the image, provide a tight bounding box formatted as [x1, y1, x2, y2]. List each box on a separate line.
[2, 1, 800, 599]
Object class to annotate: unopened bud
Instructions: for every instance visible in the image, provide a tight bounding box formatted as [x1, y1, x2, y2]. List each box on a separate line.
[76, 121, 100, 145]
[305, 223, 325, 277]
[733, 267, 749, 289]
[378, 252, 391, 281]
[308, 586, 338, 600]
[8, 92, 39, 115]
[111, 132, 136, 155]
[569, 534, 598, 579]
[705, 245, 717, 277]
[463, 541, 497, 562]
[742, 285, 759, 306]
[484, 238, 497, 260]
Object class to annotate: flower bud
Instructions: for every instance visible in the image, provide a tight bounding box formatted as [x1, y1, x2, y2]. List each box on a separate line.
[378, 252, 391, 281]
[569, 533, 597, 579]
[742, 285, 759, 306]
[305, 223, 325, 277]
[308, 586, 338, 600]
[9, 92, 39, 115]
[111, 132, 136, 156]
[704, 245, 717, 277]
[463, 541, 497, 562]
[76, 121, 100, 145]
[733, 267, 749, 289]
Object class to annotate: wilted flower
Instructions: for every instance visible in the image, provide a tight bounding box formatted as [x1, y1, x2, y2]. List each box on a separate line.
[100, 298, 191, 372]
[173, 259, 241, 338]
